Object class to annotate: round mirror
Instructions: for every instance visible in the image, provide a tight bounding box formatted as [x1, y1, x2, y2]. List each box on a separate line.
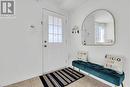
[82, 9, 115, 46]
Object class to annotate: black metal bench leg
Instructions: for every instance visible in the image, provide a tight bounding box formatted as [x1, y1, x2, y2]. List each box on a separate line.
[73, 66, 74, 69]
[78, 69, 80, 72]
[115, 83, 124, 87]
[121, 82, 124, 87]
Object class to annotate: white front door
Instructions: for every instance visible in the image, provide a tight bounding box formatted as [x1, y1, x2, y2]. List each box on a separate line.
[42, 9, 68, 73]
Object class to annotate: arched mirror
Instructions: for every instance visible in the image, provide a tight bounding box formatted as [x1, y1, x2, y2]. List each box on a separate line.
[82, 9, 115, 46]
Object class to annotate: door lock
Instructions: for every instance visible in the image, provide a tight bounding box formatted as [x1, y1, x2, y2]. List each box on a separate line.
[44, 45, 47, 47]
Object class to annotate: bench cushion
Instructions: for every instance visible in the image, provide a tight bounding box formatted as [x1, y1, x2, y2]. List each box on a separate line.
[72, 60, 125, 86]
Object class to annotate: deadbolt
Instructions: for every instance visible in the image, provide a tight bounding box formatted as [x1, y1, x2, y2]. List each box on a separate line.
[44, 45, 47, 47]
[44, 41, 47, 43]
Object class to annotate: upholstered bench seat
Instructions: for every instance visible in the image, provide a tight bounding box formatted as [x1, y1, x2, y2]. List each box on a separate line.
[72, 60, 125, 86]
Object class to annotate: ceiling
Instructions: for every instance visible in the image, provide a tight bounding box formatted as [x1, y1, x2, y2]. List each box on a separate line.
[47, 0, 87, 11]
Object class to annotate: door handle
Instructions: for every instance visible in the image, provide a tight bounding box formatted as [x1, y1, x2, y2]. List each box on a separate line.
[44, 45, 47, 47]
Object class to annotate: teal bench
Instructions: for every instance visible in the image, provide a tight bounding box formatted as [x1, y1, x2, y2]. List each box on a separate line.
[72, 60, 125, 87]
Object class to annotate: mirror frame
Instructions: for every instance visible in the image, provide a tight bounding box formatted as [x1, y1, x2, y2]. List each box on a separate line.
[81, 9, 116, 46]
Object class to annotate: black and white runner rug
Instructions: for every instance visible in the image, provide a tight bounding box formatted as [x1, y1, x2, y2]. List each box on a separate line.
[39, 67, 84, 87]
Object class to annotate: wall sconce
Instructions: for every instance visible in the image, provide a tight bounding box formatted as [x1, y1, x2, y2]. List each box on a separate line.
[72, 26, 79, 34]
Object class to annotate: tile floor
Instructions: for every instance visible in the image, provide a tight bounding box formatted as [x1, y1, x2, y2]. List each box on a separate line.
[5, 75, 110, 87]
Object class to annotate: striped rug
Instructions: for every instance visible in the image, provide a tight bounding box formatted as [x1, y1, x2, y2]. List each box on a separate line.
[39, 67, 85, 87]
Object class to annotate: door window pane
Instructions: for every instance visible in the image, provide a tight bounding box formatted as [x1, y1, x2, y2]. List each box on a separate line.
[48, 16, 63, 43]
[49, 25, 53, 34]
[49, 16, 53, 24]
[49, 34, 54, 43]
[54, 26, 58, 34]
[54, 17, 58, 25]
[58, 26, 62, 34]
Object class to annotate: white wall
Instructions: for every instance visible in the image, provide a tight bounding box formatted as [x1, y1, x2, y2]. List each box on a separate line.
[0, 0, 67, 86]
[70, 0, 130, 86]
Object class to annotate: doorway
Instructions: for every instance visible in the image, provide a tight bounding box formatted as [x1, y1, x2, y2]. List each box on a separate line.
[42, 9, 68, 73]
